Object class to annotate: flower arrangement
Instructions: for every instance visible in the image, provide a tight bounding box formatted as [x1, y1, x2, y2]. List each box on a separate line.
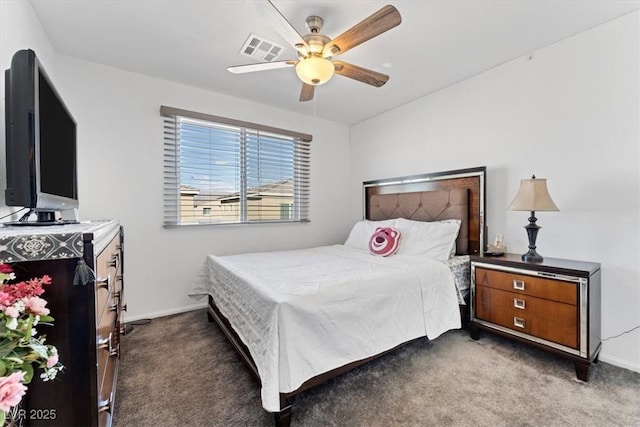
[0, 264, 63, 425]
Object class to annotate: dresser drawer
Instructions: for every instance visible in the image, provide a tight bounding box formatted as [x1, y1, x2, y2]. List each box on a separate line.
[476, 285, 578, 348]
[97, 300, 118, 388]
[95, 234, 121, 323]
[98, 353, 117, 427]
[475, 267, 577, 305]
[113, 269, 123, 297]
[99, 410, 112, 427]
[95, 233, 120, 282]
[95, 283, 110, 324]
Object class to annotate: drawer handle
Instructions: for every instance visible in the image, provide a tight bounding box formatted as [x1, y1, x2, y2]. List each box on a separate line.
[96, 274, 111, 290]
[513, 280, 525, 291]
[98, 397, 112, 414]
[110, 302, 119, 312]
[513, 298, 526, 310]
[98, 332, 112, 349]
[98, 333, 118, 356]
[513, 317, 525, 328]
[108, 253, 119, 269]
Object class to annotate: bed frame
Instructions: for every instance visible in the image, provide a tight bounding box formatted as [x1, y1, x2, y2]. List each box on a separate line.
[206, 166, 487, 426]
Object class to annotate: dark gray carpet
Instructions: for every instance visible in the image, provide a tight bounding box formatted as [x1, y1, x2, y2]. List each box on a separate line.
[113, 309, 640, 427]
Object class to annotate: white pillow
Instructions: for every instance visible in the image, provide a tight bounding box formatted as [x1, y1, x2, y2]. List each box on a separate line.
[438, 219, 462, 258]
[344, 219, 397, 251]
[394, 218, 461, 261]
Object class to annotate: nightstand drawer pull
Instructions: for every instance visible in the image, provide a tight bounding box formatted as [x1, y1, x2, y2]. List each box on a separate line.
[513, 317, 526, 328]
[513, 298, 526, 309]
[513, 280, 525, 291]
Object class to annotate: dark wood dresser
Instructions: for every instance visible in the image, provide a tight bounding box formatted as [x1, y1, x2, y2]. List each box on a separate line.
[469, 253, 601, 381]
[0, 220, 124, 426]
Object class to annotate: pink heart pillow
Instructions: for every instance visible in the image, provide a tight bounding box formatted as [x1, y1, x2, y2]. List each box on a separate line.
[368, 227, 401, 257]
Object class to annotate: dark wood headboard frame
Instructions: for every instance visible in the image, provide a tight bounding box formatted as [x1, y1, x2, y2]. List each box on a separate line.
[363, 166, 487, 255]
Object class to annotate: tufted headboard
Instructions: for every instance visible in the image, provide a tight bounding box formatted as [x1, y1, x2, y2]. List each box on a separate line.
[369, 188, 469, 254]
[363, 167, 486, 255]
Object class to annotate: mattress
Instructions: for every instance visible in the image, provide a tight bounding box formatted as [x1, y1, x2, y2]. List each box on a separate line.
[189, 245, 461, 412]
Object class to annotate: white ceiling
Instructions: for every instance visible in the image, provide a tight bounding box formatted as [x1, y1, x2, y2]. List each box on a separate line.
[29, 0, 640, 125]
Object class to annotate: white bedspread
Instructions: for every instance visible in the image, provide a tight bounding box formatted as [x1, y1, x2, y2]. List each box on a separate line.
[189, 245, 461, 412]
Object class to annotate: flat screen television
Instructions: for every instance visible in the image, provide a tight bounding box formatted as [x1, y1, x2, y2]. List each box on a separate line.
[4, 49, 78, 225]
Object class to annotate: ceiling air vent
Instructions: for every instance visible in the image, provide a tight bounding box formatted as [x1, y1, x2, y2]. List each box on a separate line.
[240, 34, 283, 62]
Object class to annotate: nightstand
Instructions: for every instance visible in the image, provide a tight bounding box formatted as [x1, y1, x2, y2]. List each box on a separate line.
[469, 253, 601, 381]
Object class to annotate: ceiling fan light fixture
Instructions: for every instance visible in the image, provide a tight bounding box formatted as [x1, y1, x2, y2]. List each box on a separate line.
[232, 3, 402, 101]
[295, 56, 335, 86]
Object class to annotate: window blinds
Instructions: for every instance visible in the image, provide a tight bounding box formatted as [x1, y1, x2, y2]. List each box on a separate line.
[161, 106, 311, 227]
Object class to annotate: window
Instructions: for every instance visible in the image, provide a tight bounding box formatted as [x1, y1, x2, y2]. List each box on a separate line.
[161, 106, 311, 227]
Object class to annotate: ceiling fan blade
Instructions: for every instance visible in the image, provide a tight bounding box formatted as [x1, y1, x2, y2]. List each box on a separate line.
[227, 60, 296, 74]
[252, 0, 309, 54]
[333, 61, 389, 87]
[323, 5, 401, 58]
[299, 83, 315, 102]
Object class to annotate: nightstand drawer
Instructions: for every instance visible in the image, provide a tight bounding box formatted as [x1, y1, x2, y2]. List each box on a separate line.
[476, 286, 578, 348]
[475, 267, 577, 305]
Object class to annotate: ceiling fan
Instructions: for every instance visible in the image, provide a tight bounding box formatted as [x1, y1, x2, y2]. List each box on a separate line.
[228, 1, 402, 102]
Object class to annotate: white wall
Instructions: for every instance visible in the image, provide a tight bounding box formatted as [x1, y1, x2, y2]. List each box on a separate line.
[350, 12, 640, 372]
[1, 2, 352, 320]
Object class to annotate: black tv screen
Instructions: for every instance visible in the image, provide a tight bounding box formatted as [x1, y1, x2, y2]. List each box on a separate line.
[4, 49, 78, 224]
[38, 72, 77, 199]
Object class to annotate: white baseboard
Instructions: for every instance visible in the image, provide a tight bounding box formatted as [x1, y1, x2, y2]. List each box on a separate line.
[123, 302, 207, 323]
[598, 353, 640, 374]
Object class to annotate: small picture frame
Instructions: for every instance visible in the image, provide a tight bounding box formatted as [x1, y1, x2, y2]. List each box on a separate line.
[487, 234, 506, 255]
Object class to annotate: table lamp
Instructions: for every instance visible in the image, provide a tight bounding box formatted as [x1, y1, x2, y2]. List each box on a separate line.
[508, 175, 559, 262]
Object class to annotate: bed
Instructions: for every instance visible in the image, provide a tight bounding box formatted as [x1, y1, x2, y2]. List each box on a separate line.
[189, 166, 486, 426]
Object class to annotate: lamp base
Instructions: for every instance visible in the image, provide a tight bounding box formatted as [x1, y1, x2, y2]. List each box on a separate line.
[523, 211, 543, 263]
[521, 249, 543, 263]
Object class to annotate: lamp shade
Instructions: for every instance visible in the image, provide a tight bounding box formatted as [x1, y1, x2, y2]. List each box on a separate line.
[508, 176, 559, 212]
[295, 56, 335, 86]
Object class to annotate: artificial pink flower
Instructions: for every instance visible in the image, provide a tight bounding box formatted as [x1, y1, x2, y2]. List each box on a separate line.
[25, 297, 49, 316]
[40, 275, 52, 285]
[3, 305, 19, 318]
[46, 353, 59, 368]
[0, 264, 12, 274]
[0, 292, 13, 307]
[0, 371, 27, 412]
